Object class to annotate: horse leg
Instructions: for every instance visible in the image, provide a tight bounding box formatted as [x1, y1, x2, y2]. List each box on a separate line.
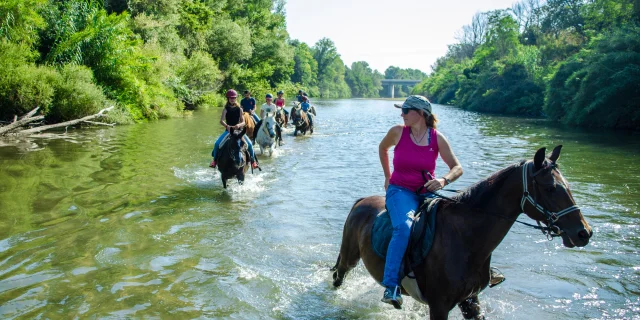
[428, 303, 451, 320]
[332, 231, 361, 288]
[458, 295, 485, 320]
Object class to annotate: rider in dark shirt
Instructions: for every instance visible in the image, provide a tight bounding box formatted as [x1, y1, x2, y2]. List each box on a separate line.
[240, 90, 260, 123]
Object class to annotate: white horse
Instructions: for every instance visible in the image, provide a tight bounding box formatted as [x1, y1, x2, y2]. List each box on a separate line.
[255, 113, 280, 156]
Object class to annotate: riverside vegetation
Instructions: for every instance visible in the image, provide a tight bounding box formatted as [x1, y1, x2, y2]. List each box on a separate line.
[412, 0, 640, 130]
[0, 0, 421, 127]
[1, 0, 637, 130]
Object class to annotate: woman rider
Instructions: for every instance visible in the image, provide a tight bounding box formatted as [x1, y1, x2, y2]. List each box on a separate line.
[378, 95, 462, 309]
[274, 90, 289, 127]
[210, 89, 258, 169]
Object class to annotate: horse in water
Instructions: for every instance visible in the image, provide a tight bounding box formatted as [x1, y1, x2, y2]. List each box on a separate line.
[243, 112, 255, 143]
[331, 146, 592, 320]
[275, 108, 288, 128]
[217, 128, 250, 188]
[255, 113, 281, 156]
[290, 105, 315, 136]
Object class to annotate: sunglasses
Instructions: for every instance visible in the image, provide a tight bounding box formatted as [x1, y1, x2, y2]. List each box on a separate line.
[401, 108, 418, 115]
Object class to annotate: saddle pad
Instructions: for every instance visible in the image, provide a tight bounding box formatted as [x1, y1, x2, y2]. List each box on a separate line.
[371, 198, 440, 268]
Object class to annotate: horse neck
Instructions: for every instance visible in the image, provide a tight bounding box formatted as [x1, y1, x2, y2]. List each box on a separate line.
[449, 163, 525, 261]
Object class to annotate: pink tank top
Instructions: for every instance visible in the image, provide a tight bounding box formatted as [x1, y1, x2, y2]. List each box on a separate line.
[389, 127, 439, 192]
[275, 98, 285, 107]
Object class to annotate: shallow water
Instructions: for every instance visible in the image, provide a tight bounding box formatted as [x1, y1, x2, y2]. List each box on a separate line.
[0, 100, 638, 319]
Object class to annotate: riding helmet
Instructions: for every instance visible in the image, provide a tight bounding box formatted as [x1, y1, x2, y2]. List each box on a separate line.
[226, 89, 238, 98]
[266, 93, 273, 99]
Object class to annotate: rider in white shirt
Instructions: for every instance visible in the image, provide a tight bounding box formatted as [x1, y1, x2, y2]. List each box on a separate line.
[260, 93, 277, 119]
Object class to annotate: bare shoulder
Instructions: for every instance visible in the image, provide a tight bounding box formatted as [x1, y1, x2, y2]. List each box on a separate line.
[435, 129, 449, 142]
[388, 125, 403, 135]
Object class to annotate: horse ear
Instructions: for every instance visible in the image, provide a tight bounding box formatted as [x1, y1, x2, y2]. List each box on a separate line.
[549, 145, 562, 163]
[534, 147, 546, 170]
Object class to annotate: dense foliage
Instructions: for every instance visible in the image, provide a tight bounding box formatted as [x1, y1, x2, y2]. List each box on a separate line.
[413, 0, 640, 129]
[0, 0, 416, 124]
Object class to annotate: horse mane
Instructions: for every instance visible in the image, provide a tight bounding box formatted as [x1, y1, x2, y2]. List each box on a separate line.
[451, 160, 527, 208]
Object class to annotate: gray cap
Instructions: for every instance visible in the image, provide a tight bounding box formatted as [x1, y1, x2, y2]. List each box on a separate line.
[394, 95, 432, 115]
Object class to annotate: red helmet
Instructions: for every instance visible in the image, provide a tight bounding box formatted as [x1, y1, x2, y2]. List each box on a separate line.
[226, 89, 238, 98]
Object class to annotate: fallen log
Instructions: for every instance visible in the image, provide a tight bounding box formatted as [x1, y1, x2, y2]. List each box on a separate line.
[15, 106, 115, 135]
[0, 109, 45, 135]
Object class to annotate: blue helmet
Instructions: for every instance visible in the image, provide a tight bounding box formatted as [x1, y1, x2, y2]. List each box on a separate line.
[265, 93, 273, 99]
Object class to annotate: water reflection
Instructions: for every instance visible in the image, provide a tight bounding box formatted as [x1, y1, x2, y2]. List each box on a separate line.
[0, 101, 638, 319]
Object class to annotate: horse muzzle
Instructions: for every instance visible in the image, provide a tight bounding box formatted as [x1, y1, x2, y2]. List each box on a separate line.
[560, 225, 593, 248]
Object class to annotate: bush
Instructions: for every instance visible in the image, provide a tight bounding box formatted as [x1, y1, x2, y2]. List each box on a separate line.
[176, 51, 223, 109]
[0, 41, 56, 120]
[46, 64, 110, 122]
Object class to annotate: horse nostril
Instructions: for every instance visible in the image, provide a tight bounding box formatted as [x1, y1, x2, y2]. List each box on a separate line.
[578, 229, 591, 240]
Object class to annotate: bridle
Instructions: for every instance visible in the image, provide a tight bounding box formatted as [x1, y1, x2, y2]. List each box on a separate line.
[520, 161, 580, 239]
[424, 160, 581, 240]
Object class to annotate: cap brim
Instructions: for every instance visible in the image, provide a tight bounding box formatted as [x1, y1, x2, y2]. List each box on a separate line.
[393, 103, 403, 108]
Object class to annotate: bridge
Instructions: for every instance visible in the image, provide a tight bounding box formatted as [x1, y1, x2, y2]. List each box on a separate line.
[380, 79, 422, 98]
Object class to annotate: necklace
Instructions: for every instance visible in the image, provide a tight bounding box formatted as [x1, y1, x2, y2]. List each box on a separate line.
[410, 127, 429, 145]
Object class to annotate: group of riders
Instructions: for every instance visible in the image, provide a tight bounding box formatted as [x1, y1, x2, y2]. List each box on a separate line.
[209, 89, 314, 169]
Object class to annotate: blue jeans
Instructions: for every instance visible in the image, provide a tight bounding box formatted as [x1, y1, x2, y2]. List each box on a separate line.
[211, 130, 255, 161]
[382, 184, 435, 288]
[250, 113, 260, 123]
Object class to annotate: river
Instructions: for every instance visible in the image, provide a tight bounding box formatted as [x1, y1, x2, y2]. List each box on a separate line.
[0, 99, 638, 319]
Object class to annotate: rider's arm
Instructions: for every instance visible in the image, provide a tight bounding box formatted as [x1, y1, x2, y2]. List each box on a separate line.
[260, 105, 265, 119]
[425, 132, 463, 191]
[219, 108, 229, 130]
[379, 125, 403, 190]
[235, 112, 246, 129]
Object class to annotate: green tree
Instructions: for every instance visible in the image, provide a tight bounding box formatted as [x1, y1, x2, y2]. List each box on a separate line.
[312, 38, 350, 98]
[345, 61, 382, 98]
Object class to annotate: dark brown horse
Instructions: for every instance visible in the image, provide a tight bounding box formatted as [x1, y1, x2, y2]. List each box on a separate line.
[332, 146, 592, 320]
[217, 128, 250, 188]
[290, 105, 314, 136]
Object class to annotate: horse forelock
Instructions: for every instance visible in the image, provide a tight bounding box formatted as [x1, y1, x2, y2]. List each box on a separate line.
[452, 160, 527, 207]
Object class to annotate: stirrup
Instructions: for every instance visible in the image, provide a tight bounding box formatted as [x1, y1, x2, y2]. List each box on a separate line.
[489, 267, 506, 288]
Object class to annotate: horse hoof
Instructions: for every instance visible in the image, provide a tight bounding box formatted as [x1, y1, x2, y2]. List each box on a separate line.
[332, 271, 343, 287]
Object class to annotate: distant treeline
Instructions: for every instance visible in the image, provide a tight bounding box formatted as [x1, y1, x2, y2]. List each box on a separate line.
[412, 0, 640, 130]
[0, 0, 422, 124]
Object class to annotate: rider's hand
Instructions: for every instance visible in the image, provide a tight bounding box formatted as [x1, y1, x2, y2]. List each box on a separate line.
[424, 178, 445, 192]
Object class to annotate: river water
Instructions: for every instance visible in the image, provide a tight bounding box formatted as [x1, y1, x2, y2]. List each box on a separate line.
[0, 99, 638, 319]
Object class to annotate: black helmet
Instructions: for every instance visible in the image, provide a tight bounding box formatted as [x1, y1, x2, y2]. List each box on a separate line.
[265, 93, 273, 99]
[277, 90, 284, 95]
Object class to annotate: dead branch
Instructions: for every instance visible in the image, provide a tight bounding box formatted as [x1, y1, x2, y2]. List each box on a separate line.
[83, 120, 115, 127]
[16, 106, 114, 135]
[19, 107, 40, 120]
[0, 115, 45, 135]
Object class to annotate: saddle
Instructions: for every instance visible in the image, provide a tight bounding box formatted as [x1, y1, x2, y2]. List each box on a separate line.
[214, 133, 247, 161]
[372, 197, 440, 271]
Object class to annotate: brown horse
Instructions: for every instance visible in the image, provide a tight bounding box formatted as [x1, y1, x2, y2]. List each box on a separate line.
[243, 112, 255, 142]
[275, 108, 288, 128]
[332, 146, 592, 320]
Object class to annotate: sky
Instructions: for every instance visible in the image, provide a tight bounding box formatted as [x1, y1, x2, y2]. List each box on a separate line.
[285, 0, 519, 75]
